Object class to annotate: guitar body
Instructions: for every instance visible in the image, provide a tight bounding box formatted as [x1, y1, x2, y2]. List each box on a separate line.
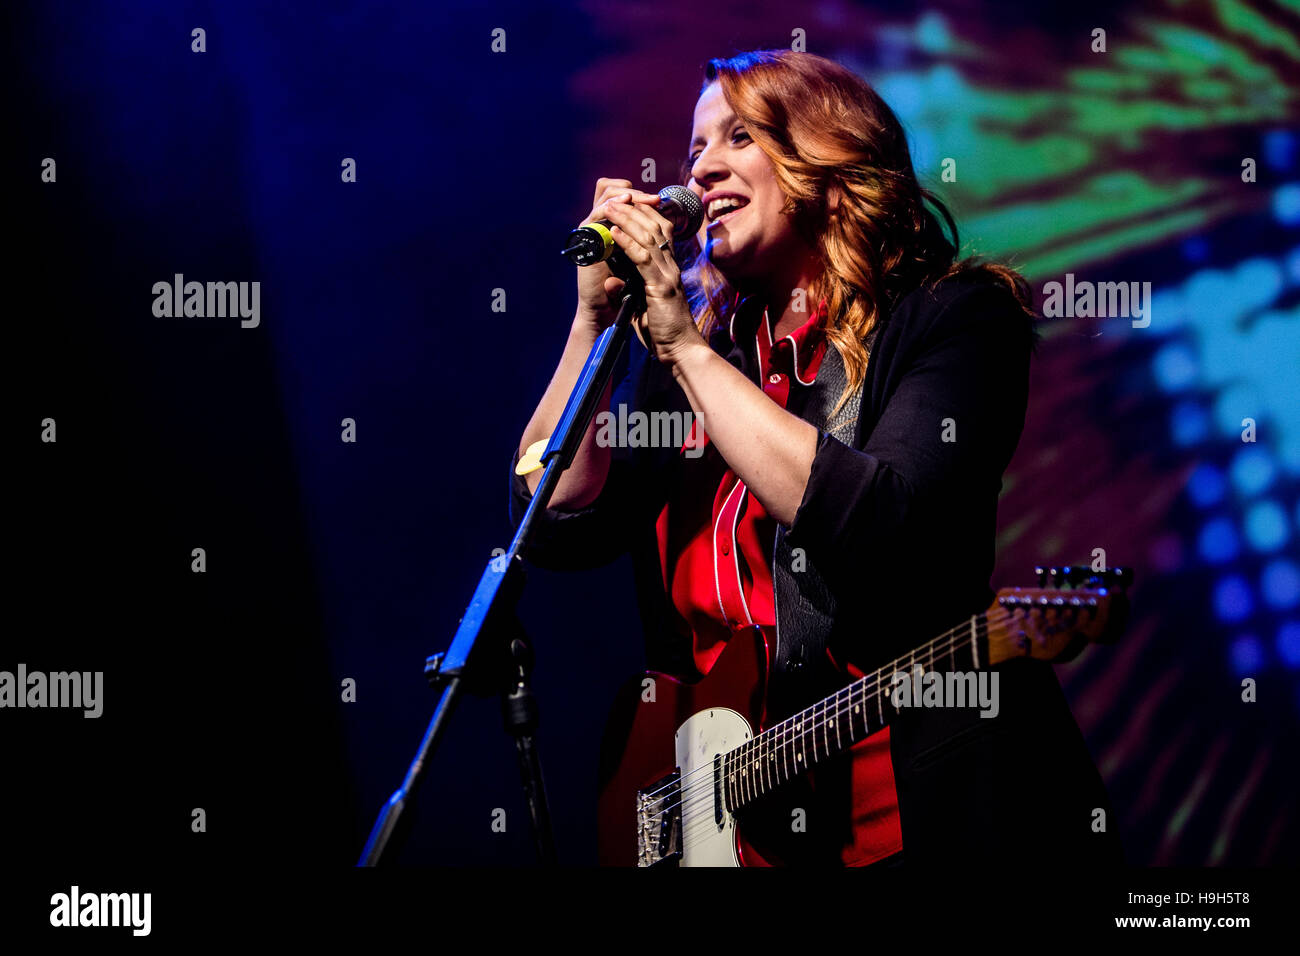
[597, 627, 767, 866]
[597, 627, 830, 866]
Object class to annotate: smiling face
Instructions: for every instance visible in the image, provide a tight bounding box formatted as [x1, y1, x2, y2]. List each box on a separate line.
[686, 82, 813, 287]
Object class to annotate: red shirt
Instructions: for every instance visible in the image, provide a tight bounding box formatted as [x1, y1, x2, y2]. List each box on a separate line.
[653, 298, 903, 866]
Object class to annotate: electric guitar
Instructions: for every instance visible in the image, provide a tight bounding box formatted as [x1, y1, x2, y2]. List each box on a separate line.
[596, 565, 1132, 866]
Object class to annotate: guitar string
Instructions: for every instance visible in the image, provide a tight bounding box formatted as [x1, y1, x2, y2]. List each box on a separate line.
[642, 611, 988, 826]
[638, 608, 998, 813]
[647, 593, 1090, 823]
[668, 612, 1012, 854]
[663, 600, 1081, 856]
[654, 596, 1100, 859]
[662, 614, 998, 845]
[639, 609, 1016, 844]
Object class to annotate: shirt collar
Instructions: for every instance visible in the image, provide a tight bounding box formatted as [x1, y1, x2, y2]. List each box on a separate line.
[729, 293, 828, 385]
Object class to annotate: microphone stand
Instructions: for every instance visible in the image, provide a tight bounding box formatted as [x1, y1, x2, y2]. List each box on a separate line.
[357, 261, 647, 866]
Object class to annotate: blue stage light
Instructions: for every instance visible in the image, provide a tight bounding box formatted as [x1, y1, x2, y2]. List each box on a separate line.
[1198, 517, 1240, 563]
[1231, 446, 1277, 497]
[1275, 183, 1300, 226]
[1264, 129, 1297, 171]
[1286, 246, 1300, 285]
[1148, 289, 1187, 332]
[1172, 401, 1211, 446]
[1187, 463, 1227, 507]
[1213, 385, 1263, 439]
[1278, 621, 1300, 669]
[1153, 342, 1199, 391]
[1214, 575, 1254, 622]
[1261, 559, 1300, 610]
[1281, 435, 1300, 476]
[1229, 634, 1264, 675]
[1244, 500, 1289, 552]
[1235, 258, 1285, 311]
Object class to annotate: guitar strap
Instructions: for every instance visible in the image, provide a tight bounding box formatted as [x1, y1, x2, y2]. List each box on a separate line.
[768, 334, 868, 718]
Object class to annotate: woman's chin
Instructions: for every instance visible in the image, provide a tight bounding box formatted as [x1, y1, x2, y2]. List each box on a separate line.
[704, 240, 748, 275]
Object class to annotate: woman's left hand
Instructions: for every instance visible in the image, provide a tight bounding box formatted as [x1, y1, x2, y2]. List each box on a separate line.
[601, 192, 707, 367]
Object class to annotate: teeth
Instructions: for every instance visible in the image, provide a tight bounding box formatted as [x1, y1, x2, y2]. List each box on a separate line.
[708, 197, 748, 221]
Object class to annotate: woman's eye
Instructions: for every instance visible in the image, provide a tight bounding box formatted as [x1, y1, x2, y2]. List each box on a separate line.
[689, 129, 748, 164]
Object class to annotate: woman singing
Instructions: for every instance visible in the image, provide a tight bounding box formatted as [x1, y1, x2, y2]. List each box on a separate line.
[512, 49, 1121, 867]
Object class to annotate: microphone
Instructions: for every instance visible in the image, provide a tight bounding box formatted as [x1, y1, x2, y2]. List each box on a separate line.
[562, 185, 704, 266]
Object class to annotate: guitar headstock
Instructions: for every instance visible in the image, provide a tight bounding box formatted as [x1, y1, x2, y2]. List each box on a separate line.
[985, 566, 1133, 666]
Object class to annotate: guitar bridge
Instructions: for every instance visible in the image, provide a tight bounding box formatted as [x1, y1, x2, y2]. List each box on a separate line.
[635, 770, 681, 867]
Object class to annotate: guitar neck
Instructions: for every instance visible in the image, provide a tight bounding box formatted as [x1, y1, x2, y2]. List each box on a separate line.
[721, 612, 990, 814]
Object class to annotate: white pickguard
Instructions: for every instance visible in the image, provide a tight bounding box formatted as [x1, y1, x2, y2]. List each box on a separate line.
[673, 707, 751, 867]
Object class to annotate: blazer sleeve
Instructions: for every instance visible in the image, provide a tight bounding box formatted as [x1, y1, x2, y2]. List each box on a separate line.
[785, 279, 1034, 598]
[507, 446, 650, 570]
[507, 341, 674, 571]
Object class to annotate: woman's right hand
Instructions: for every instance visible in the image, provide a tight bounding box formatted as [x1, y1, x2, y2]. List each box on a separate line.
[575, 179, 667, 332]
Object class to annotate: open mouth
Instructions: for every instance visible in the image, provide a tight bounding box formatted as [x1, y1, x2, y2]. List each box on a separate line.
[706, 196, 749, 229]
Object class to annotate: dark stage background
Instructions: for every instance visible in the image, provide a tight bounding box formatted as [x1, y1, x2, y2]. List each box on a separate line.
[9, 0, 1299, 876]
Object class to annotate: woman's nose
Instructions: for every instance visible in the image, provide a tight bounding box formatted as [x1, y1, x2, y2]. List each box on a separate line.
[690, 147, 728, 185]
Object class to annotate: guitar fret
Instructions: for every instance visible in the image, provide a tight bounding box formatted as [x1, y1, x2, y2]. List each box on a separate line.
[819, 699, 827, 760]
[746, 741, 755, 804]
[716, 611, 1004, 815]
[820, 698, 828, 760]
[806, 702, 816, 764]
[742, 741, 752, 805]
[759, 728, 769, 790]
[743, 738, 754, 806]
[748, 738, 759, 806]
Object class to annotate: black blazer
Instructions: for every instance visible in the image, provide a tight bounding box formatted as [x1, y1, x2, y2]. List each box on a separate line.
[510, 272, 1123, 867]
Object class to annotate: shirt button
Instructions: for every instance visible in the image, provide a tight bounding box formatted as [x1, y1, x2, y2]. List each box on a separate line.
[769, 373, 782, 384]
[721, 543, 730, 556]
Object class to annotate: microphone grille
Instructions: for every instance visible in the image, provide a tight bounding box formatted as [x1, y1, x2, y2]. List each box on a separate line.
[658, 184, 705, 237]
